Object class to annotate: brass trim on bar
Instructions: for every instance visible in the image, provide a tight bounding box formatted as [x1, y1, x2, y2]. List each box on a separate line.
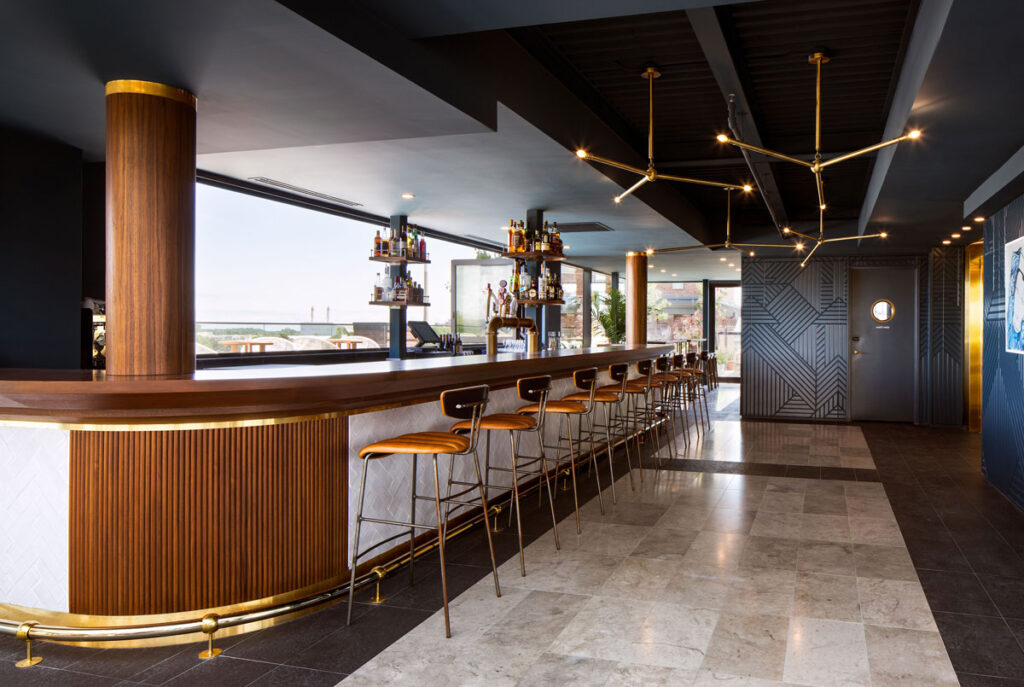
[105, 80, 197, 110]
[0, 410, 345, 433]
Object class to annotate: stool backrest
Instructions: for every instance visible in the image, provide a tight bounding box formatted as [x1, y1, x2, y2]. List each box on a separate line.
[608, 362, 629, 382]
[655, 356, 670, 372]
[672, 353, 684, 370]
[686, 351, 698, 367]
[700, 351, 709, 361]
[637, 359, 653, 376]
[573, 367, 598, 408]
[517, 375, 551, 428]
[440, 385, 489, 452]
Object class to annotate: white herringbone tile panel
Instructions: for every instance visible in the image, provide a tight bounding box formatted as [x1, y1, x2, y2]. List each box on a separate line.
[0, 426, 70, 611]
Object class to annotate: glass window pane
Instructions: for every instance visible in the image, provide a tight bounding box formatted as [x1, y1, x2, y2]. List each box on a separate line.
[453, 260, 514, 341]
[714, 285, 742, 376]
[646, 282, 703, 343]
[559, 264, 583, 348]
[590, 272, 616, 345]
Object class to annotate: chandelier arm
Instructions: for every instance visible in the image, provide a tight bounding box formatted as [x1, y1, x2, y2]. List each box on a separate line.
[799, 240, 823, 268]
[784, 229, 817, 242]
[720, 137, 814, 168]
[648, 69, 655, 166]
[734, 242, 804, 249]
[654, 172, 745, 190]
[615, 176, 650, 203]
[819, 135, 913, 169]
[583, 154, 648, 177]
[649, 243, 726, 254]
[815, 56, 823, 156]
[815, 172, 826, 210]
[821, 233, 887, 244]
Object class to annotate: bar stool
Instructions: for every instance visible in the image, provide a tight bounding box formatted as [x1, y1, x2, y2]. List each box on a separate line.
[516, 373, 602, 535]
[348, 385, 500, 638]
[560, 367, 616, 503]
[685, 352, 711, 431]
[473, 375, 561, 576]
[655, 355, 689, 452]
[623, 359, 672, 470]
[702, 350, 720, 388]
[666, 353, 696, 444]
[592, 362, 637, 497]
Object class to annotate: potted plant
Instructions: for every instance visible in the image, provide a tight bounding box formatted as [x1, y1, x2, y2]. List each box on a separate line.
[593, 288, 626, 344]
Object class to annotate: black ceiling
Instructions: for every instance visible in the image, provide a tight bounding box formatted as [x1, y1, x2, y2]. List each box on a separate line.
[513, 0, 919, 241]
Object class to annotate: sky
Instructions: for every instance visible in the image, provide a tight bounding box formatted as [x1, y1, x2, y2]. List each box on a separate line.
[195, 183, 480, 327]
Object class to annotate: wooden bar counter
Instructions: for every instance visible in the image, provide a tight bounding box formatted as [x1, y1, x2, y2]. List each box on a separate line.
[0, 345, 670, 640]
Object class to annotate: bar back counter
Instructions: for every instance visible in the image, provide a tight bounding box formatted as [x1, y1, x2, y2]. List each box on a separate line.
[0, 345, 670, 646]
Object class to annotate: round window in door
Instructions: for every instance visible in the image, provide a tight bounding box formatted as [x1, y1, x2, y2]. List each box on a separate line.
[871, 299, 895, 323]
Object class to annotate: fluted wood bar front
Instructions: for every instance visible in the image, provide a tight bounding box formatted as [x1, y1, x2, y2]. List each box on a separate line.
[0, 345, 670, 644]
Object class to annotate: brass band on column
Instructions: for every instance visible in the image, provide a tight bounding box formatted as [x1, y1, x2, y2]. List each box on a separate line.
[104, 80, 197, 109]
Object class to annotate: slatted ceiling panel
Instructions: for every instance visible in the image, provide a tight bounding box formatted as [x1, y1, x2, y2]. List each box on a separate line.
[726, 0, 915, 152]
[771, 157, 874, 222]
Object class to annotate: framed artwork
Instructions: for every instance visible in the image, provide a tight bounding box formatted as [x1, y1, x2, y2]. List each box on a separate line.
[1007, 234, 1024, 354]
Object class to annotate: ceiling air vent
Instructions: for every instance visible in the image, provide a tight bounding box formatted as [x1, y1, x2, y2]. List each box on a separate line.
[248, 177, 363, 207]
[556, 222, 614, 233]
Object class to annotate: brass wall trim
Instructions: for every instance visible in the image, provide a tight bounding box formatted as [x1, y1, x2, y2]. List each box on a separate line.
[105, 80, 197, 109]
[0, 410, 346, 433]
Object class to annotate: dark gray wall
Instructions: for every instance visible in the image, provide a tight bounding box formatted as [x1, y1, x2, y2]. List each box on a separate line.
[982, 194, 1024, 509]
[741, 253, 962, 424]
[0, 127, 83, 368]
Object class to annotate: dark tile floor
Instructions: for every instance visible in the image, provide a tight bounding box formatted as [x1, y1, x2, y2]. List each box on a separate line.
[861, 423, 1024, 686]
[6, 390, 1024, 686]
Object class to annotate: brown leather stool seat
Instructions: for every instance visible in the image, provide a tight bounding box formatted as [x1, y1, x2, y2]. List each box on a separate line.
[358, 432, 470, 458]
[563, 390, 620, 403]
[517, 399, 585, 414]
[451, 413, 537, 432]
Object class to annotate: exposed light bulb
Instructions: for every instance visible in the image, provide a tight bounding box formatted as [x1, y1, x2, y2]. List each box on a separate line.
[942, 239, 951, 245]
[743, 184, 753, 192]
[880, 232, 888, 238]
[820, 203, 827, 211]
[646, 249, 654, 256]
[952, 233, 960, 239]
[400, 192, 415, 199]
[575, 149, 588, 159]
[908, 129, 921, 139]
[749, 251, 755, 257]
[613, 196, 622, 204]
[783, 227, 791, 234]
[796, 243, 805, 251]
[974, 216, 985, 223]
[716, 134, 729, 143]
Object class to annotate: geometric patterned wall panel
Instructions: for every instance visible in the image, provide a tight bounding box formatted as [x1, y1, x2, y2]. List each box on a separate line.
[982, 193, 1024, 510]
[741, 258, 849, 420]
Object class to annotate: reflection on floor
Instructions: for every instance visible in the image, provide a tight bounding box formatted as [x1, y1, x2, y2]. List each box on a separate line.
[341, 462, 957, 686]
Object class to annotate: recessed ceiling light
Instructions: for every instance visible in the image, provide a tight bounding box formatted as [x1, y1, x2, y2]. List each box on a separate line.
[648, 264, 653, 269]
[728, 263, 735, 267]
[564, 245, 571, 250]
[952, 233, 961, 239]
[962, 225, 971, 231]
[942, 239, 951, 245]
[660, 269, 666, 273]
[974, 216, 985, 223]
[720, 257, 727, 262]
[672, 273, 677, 277]
[735, 268, 741, 272]
[400, 192, 415, 199]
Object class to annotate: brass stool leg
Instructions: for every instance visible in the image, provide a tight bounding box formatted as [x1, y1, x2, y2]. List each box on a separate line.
[431, 454, 451, 638]
[584, 412, 605, 513]
[409, 453, 417, 585]
[484, 431, 504, 533]
[470, 448, 502, 599]
[536, 428, 560, 550]
[509, 431, 527, 576]
[629, 393, 645, 479]
[614, 400, 636, 491]
[566, 415, 582, 533]
[601, 404, 618, 504]
[347, 457, 370, 626]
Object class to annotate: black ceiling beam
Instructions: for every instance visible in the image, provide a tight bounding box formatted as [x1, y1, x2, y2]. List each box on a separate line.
[659, 150, 877, 170]
[686, 6, 789, 235]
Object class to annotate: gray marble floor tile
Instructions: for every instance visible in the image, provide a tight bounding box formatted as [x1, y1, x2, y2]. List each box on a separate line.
[759, 492, 805, 514]
[793, 572, 861, 622]
[857, 578, 937, 631]
[853, 544, 917, 581]
[848, 516, 904, 546]
[692, 669, 785, 685]
[845, 496, 896, 521]
[737, 535, 799, 570]
[513, 652, 616, 686]
[629, 526, 699, 560]
[605, 662, 698, 686]
[681, 532, 748, 571]
[700, 612, 789, 681]
[863, 625, 958, 686]
[596, 555, 681, 600]
[783, 616, 870, 687]
[702, 506, 759, 534]
[722, 568, 797, 617]
[797, 541, 857, 576]
[800, 514, 851, 543]
[483, 590, 590, 649]
[749, 511, 804, 540]
[662, 566, 735, 610]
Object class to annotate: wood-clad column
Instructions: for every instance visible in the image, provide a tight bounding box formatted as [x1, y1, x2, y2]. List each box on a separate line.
[105, 80, 196, 376]
[626, 252, 647, 345]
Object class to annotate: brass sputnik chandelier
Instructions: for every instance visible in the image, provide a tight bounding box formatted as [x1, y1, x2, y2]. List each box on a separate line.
[716, 51, 914, 267]
[649, 187, 796, 258]
[575, 66, 753, 202]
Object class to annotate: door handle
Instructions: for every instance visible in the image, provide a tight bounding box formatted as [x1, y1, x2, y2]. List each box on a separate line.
[853, 349, 864, 355]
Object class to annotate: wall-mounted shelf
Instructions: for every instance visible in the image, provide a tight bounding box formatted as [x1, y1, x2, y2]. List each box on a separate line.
[369, 255, 430, 265]
[499, 251, 565, 262]
[517, 298, 564, 306]
[369, 300, 430, 308]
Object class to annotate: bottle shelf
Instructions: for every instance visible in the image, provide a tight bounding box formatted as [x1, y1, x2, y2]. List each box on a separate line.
[369, 255, 430, 265]
[499, 251, 566, 262]
[369, 300, 430, 308]
[517, 298, 565, 306]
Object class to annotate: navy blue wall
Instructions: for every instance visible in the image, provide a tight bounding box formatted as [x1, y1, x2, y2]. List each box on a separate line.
[0, 127, 83, 368]
[982, 194, 1024, 509]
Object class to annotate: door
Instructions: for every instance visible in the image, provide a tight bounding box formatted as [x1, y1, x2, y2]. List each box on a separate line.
[712, 283, 741, 379]
[850, 267, 917, 421]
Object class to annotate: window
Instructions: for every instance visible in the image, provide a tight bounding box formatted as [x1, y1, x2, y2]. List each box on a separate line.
[590, 272, 614, 345]
[559, 264, 583, 348]
[713, 284, 742, 377]
[196, 183, 478, 353]
[452, 259, 514, 340]
[647, 282, 703, 342]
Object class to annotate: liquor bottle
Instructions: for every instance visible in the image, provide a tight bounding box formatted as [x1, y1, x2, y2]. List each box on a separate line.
[419, 234, 426, 260]
[507, 219, 516, 253]
[381, 232, 390, 257]
[551, 222, 562, 254]
[516, 221, 526, 253]
[541, 221, 551, 252]
[511, 263, 520, 296]
[374, 230, 382, 257]
[556, 274, 564, 300]
[537, 269, 547, 301]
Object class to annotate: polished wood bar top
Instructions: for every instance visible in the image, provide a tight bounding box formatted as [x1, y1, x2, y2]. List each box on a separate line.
[0, 345, 672, 424]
